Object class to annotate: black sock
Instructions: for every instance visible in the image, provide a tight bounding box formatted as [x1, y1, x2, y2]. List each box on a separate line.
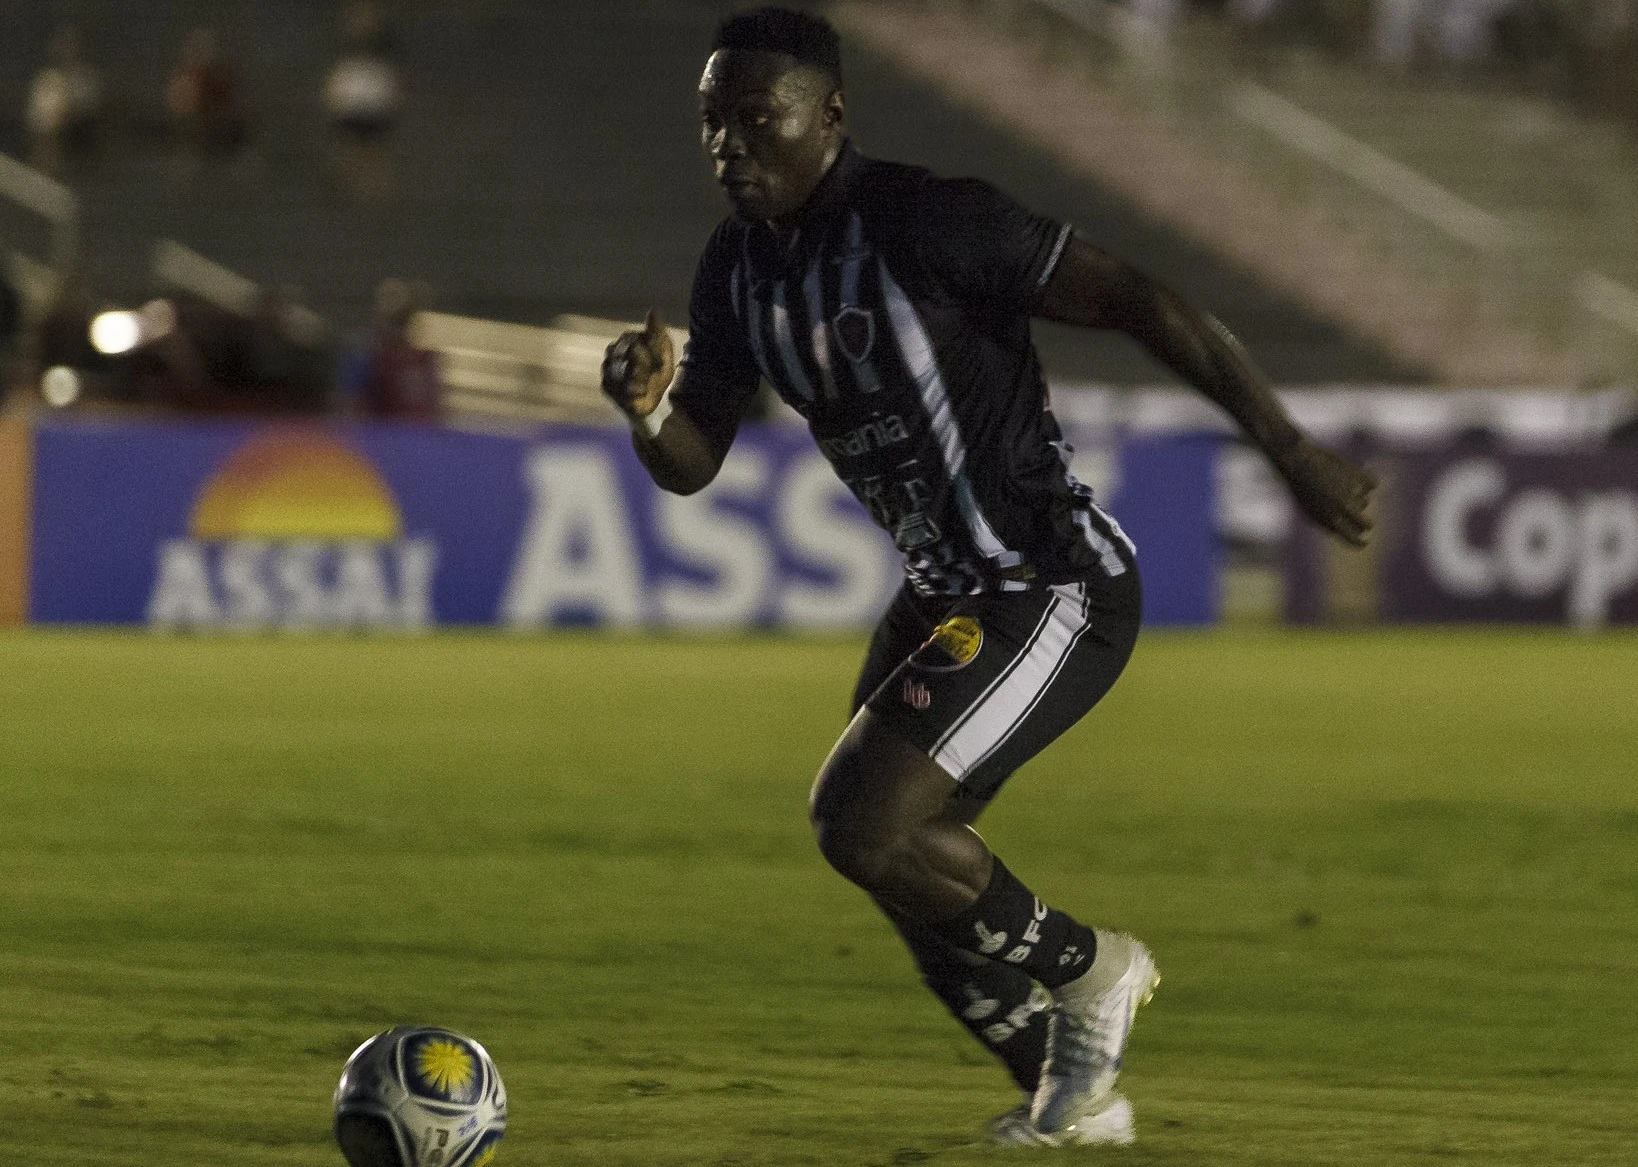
[887, 909, 1050, 1093]
[932, 857, 1097, 989]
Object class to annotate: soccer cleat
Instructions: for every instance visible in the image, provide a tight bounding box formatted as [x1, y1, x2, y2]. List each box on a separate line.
[989, 1093, 1134, 1147]
[987, 1101, 1050, 1147]
[1030, 932, 1158, 1142]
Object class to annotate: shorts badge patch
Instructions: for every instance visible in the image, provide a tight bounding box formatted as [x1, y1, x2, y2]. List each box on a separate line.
[912, 616, 983, 672]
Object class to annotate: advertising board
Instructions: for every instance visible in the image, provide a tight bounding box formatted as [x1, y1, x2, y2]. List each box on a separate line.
[27, 417, 1218, 628]
[1287, 446, 1638, 626]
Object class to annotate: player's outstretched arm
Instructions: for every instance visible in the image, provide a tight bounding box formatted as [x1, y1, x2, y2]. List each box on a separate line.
[1039, 236, 1376, 547]
[602, 310, 728, 495]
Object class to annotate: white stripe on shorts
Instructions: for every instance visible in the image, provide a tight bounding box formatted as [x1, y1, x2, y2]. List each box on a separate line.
[930, 583, 1093, 782]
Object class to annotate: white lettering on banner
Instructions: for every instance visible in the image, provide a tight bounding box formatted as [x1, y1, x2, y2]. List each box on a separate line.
[149, 542, 217, 625]
[396, 538, 438, 628]
[656, 450, 773, 626]
[501, 444, 898, 629]
[1571, 496, 1638, 627]
[502, 447, 644, 627]
[1496, 491, 1575, 598]
[332, 542, 399, 626]
[276, 542, 327, 628]
[1424, 460, 1504, 596]
[219, 540, 275, 627]
[1422, 458, 1638, 626]
[776, 452, 897, 628]
[148, 539, 437, 629]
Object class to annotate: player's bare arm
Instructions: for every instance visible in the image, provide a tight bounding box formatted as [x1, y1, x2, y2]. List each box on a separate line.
[1039, 237, 1377, 547]
[601, 310, 726, 495]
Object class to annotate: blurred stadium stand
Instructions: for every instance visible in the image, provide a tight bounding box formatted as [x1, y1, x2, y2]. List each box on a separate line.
[2, 0, 1637, 409]
[0, 0, 1427, 395]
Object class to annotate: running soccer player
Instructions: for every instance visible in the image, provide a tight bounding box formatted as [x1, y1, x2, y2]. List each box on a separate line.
[603, 7, 1374, 1147]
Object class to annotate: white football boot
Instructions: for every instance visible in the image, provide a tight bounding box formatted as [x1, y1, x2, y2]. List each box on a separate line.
[1029, 931, 1158, 1145]
[988, 1093, 1133, 1147]
[987, 1101, 1049, 1147]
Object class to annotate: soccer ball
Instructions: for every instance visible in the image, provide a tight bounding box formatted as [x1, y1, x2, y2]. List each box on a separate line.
[333, 1026, 507, 1167]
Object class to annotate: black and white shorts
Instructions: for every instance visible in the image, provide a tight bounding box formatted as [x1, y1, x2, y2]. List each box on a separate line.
[853, 570, 1142, 803]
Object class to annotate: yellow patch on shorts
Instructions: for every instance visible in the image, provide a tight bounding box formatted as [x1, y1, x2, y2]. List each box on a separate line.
[927, 615, 983, 667]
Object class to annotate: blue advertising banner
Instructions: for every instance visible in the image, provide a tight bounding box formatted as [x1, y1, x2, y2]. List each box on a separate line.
[28, 418, 1217, 628]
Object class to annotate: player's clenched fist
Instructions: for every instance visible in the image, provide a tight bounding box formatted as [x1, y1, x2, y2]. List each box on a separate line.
[601, 309, 675, 420]
[1277, 437, 1378, 548]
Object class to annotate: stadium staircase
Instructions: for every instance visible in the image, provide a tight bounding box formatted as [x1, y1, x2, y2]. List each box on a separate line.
[833, 0, 1638, 388]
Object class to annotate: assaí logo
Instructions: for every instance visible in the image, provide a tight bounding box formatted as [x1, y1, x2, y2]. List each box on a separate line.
[147, 430, 436, 629]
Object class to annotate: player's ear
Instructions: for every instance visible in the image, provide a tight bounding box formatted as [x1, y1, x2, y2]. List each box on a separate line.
[823, 89, 845, 133]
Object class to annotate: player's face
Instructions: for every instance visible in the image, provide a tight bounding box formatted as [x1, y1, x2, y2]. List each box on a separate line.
[699, 50, 844, 224]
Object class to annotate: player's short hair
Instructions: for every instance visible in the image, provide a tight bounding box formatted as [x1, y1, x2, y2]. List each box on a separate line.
[712, 7, 843, 88]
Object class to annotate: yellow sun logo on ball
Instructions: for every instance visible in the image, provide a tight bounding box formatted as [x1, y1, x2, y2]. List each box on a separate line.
[415, 1039, 476, 1095]
[473, 1146, 499, 1166]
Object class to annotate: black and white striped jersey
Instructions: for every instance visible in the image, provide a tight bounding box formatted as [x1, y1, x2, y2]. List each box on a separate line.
[673, 142, 1135, 597]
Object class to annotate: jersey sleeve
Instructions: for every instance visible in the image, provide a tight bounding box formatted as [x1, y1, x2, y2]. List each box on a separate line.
[915, 177, 1073, 314]
[671, 221, 762, 452]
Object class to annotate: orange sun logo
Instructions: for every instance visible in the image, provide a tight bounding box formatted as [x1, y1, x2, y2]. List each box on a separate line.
[415, 1038, 476, 1095]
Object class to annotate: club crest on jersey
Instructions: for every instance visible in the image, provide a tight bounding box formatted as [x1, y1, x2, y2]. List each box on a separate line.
[832, 306, 875, 365]
[911, 616, 983, 672]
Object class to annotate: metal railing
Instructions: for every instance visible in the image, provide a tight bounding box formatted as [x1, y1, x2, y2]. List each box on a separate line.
[0, 149, 78, 313]
[411, 311, 685, 425]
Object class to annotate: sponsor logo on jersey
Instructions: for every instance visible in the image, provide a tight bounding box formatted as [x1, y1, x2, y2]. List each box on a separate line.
[912, 615, 983, 671]
[818, 414, 910, 461]
[832, 306, 875, 364]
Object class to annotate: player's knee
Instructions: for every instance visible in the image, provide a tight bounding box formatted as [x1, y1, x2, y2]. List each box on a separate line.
[811, 809, 903, 894]
[812, 811, 872, 885]
[809, 713, 946, 895]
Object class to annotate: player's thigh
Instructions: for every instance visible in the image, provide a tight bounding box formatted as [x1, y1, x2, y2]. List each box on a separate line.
[810, 708, 963, 844]
[862, 571, 1142, 804]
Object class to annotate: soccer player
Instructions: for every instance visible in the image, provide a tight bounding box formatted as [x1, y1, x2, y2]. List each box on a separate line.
[602, 7, 1374, 1147]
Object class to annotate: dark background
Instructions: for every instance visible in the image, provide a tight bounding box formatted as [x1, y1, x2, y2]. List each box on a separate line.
[0, 0, 1417, 383]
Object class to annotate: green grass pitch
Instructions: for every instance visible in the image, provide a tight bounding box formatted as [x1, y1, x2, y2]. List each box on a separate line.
[2, 628, 1635, 1166]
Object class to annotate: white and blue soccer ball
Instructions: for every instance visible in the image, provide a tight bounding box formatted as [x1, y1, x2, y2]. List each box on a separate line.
[333, 1026, 507, 1167]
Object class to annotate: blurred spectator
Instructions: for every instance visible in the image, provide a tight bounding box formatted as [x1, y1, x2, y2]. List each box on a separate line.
[1373, 0, 1434, 68]
[340, 278, 443, 421]
[166, 29, 247, 156]
[324, 0, 404, 201]
[25, 25, 103, 176]
[1214, 0, 1638, 126]
[1382, 0, 1520, 67]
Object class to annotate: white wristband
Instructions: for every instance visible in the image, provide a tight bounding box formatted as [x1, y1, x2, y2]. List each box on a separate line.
[632, 392, 673, 441]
